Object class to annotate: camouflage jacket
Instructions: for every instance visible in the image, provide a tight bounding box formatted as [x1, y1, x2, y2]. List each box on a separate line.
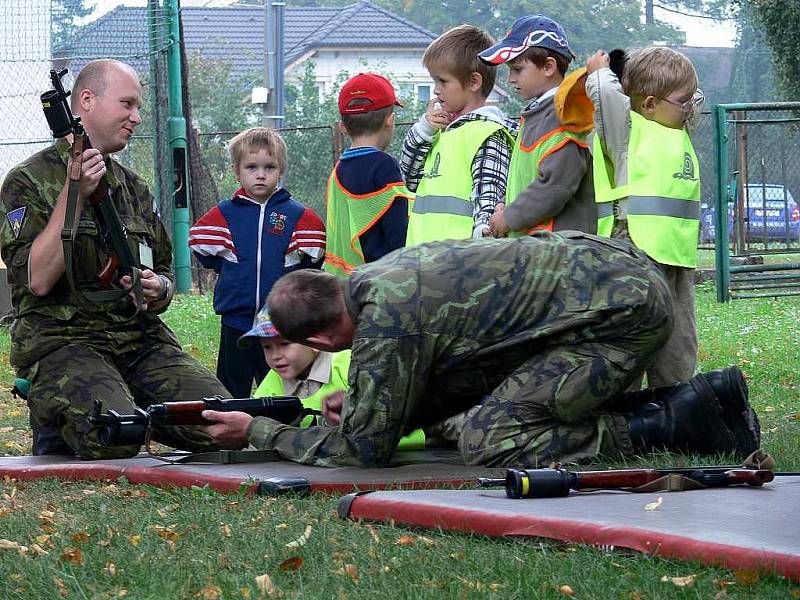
[0, 140, 180, 368]
[248, 231, 664, 467]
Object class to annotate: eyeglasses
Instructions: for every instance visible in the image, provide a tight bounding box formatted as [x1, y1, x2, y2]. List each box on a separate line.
[660, 89, 705, 113]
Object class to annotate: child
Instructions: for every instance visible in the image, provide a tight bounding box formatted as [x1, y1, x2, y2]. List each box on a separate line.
[189, 128, 326, 398]
[239, 304, 425, 449]
[586, 47, 704, 387]
[400, 24, 515, 243]
[479, 15, 596, 237]
[324, 73, 412, 277]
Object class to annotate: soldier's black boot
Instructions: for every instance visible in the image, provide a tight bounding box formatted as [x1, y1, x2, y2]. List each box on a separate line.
[30, 414, 73, 456]
[625, 374, 736, 455]
[691, 366, 760, 457]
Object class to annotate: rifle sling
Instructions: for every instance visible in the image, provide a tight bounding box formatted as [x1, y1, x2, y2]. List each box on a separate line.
[630, 473, 708, 493]
[151, 449, 281, 465]
[61, 133, 144, 315]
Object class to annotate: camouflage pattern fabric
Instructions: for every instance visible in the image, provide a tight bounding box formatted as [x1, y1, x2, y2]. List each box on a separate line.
[248, 231, 672, 467]
[0, 140, 229, 458]
[0, 140, 179, 367]
[22, 343, 229, 459]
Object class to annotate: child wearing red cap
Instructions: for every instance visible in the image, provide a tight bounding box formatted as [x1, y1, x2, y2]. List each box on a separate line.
[323, 73, 412, 277]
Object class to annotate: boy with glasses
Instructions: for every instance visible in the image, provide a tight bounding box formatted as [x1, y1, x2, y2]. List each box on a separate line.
[586, 47, 705, 388]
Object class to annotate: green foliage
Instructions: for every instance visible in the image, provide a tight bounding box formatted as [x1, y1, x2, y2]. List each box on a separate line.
[51, 0, 93, 55]
[743, 0, 800, 101]
[287, 0, 686, 52]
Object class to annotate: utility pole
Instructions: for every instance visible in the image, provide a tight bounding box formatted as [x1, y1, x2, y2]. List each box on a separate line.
[645, 0, 654, 25]
[256, 0, 285, 129]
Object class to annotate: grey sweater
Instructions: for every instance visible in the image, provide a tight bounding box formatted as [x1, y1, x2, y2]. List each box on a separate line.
[504, 93, 596, 234]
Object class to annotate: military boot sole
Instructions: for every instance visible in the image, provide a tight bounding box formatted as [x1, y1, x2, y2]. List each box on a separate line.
[701, 366, 761, 459]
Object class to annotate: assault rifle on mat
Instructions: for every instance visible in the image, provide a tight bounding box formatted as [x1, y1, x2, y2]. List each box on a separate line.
[478, 465, 775, 499]
[89, 395, 312, 447]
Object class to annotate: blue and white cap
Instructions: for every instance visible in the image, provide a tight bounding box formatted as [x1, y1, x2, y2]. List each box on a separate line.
[479, 15, 574, 65]
[238, 302, 281, 348]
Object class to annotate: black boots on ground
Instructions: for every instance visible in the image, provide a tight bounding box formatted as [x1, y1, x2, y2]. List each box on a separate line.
[624, 366, 760, 459]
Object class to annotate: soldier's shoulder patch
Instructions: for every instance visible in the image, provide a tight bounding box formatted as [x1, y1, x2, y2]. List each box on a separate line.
[6, 206, 26, 239]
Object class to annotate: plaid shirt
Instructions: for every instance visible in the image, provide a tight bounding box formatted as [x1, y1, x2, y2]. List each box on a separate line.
[401, 113, 517, 237]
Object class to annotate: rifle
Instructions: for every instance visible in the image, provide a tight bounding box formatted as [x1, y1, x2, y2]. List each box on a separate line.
[89, 395, 312, 447]
[478, 466, 775, 499]
[40, 68, 140, 293]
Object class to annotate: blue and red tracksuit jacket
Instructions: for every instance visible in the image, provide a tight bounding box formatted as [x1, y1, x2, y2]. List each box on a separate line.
[189, 187, 326, 332]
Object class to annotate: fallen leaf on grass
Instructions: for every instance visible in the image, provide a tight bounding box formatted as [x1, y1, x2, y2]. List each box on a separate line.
[60, 547, 84, 566]
[733, 570, 760, 586]
[0, 539, 27, 554]
[395, 535, 415, 547]
[29, 543, 49, 557]
[559, 584, 575, 596]
[417, 535, 437, 546]
[255, 574, 276, 596]
[195, 584, 222, 599]
[0, 426, 14, 433]
[53, 576, 69, 596]
[275, 523, 288, 530]
[285, 525, 312, 548]
[661, 574, 696, 587]
[644, 497, 663, 511]
[219, 524, 232, 537]
[127, 535, 141, 546]
[344, 564, 359, 583]
[151, 525, 181, 542]
[279, 556, 304, 572]
[71, 532, 90, 544]
[0, 508, 10, 517]
[366, 524, 381, 543]
[105, 562, 117, 576]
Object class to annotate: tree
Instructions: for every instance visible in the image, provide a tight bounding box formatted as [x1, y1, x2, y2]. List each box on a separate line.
[743, 0, 800, 100]
[285, 0, 686, 51]
[51, 0, 93, 53]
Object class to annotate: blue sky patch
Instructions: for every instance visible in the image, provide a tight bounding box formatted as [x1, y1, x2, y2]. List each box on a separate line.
[6, 207, 26, 239]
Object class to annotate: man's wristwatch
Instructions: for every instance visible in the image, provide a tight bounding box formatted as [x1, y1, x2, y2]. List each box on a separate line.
[156, 274, 171, 301]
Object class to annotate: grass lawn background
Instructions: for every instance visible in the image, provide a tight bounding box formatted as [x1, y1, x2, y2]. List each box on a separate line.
[0, 284, 798, 599]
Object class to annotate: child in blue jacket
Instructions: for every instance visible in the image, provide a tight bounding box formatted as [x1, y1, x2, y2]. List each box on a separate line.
[190, 128, 325, 397]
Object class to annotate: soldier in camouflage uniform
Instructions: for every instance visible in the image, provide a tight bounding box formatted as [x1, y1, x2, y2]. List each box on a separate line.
[204, 232, 759, 467]
[0, 60, 230, 459]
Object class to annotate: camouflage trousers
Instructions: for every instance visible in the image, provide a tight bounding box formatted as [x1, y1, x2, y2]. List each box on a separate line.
[459, 267, 673, 468]
[22, 342, 231, 459]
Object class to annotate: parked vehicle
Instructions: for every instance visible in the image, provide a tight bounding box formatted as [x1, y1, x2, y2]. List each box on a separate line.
[700, 184, 800, 243]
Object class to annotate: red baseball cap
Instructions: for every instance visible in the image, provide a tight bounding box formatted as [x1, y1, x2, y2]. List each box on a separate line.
[338, 73, 403, 115]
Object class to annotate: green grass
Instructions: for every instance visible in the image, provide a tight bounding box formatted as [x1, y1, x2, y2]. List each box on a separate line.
[1, 289, 799, 599]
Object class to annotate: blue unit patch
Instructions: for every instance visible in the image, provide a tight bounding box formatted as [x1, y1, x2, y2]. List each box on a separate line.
[6, 207, 26, 239]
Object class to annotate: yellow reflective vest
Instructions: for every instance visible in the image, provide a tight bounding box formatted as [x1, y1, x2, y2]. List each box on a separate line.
[505, 124, 588, 236]
[254, 350, 425, 449]
[323, 167, 412, 278]
[406, 120, 511, 245]
[593, 111, 700, 267]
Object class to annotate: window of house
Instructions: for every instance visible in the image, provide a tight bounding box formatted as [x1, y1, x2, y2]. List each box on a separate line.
[417, 84, 431, 105]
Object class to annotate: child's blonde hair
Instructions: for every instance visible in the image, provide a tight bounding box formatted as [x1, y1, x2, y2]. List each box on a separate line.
[228, 127, 288, 174]
[423, 24, 496, 98]
[622, 47, 698, 108]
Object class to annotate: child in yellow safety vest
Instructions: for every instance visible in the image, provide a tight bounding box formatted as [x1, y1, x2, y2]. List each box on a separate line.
[479, 15, 596, 237]
[400, 25, 515, 244]
[238, 302, 425, 449]
[323, 73, 413, 278]
[586, 47, 705, 388]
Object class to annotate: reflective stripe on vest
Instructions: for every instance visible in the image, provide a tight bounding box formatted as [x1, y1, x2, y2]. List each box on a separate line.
[592, 112, 700, 267]
[253, 350, 425, 450]
[407, 119, 511, 245]
[323, 167, 412, 278]
[412, 195, 474, 216]
[506, 125, 588, 236]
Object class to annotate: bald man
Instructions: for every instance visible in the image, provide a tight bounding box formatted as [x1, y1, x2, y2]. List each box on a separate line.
[0, 60, 230, 459]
